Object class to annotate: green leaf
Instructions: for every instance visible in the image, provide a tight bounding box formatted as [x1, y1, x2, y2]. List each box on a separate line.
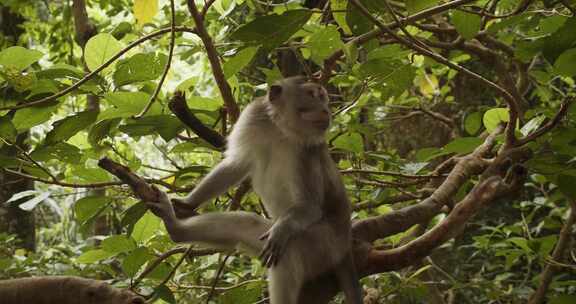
[30, 142, 82, 164]
[542, 17, 576, 63]
[84, 33, 124, 72]
[121, 202, 149, 234]
[231, 10, 312, 49]
[333, 132, 364, 153]
[113, 53, 167, 86]
[483, 108, 509, 132]
[123, 247, 153, 277]
[330, 0, 352, 35]
[550, 295, 576, 304]
[119, 115, 184, 141]
[77, 249, 116, 264]
[102, 235, 137, 255]
[223, 47, 259, 79]
[443, 137, 483, 154]
[131, 211, 162, 243]
[0, 46, 43, 71]
[221, 281, 264, 304]
[186, 96, 223, 111]
[507, 237, 532, 253]
[307, 25, 345, 65]
[45, 111, 98, 144]
[554, 48, 576, 77]
[74, 196, 112, 224]
[0, 116, 17, 143]
[99, 91, 160, 120]
[406, 0, 438, 14]
[88, 118, 121, 147]
[451, 11, 481, 39]
[133, 0, 158, 26]
[36, 64, 84, 80]
[11, 102, 59, 132]
[557, 174, 576, 200]
[464, 112, 482, 135]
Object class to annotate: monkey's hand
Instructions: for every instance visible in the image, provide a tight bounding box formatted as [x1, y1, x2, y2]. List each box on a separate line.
[170, 198, 198, 219]
[145, 187, 177, 220]
[259, 224, 293, 267]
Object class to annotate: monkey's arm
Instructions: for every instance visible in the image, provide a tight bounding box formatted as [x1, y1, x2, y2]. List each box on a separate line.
[259, 202, 323, 266]
[175, 159, 249, 211]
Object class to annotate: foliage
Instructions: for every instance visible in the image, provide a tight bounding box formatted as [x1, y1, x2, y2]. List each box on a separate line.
[0, 0, 575, 303]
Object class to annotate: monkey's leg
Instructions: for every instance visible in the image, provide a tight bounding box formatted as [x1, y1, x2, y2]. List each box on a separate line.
[174, 160, 249, 212]
[167, 211, 270, 256]
[269, 259, 301, 304]
[333, 252, 363, 304]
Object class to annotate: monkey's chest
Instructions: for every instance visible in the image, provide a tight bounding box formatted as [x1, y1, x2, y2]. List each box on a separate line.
[250, 150, 304, 219]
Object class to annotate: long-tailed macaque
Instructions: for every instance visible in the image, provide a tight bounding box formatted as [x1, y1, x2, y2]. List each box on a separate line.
[146, 77, 362, 304]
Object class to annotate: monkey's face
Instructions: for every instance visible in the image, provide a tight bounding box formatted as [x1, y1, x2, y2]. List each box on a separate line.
[268, 77, 331, 142]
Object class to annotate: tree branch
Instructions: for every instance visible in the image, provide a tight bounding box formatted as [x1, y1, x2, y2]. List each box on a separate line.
[353, 125, 504, 242]
[168, 91, 226, 149]
[187, 0, 240, 121]
[516, 98, 573, 146]
[528, 200, 576, 304]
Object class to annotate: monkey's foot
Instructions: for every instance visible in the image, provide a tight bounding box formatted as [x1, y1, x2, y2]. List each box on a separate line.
[171, 198, 199, 219]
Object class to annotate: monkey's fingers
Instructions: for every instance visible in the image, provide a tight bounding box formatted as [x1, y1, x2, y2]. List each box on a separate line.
[258, 231, 270, 241]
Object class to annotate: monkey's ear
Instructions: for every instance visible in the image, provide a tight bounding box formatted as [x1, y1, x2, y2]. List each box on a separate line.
[268, 85, 283, 103]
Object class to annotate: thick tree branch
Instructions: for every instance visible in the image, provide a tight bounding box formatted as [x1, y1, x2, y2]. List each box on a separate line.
[361, 174, 517, 275]
[168, 91, 226, 149]
[187, 0, 240, 121]
[71, 0, 97, 48]
[352, 125, 504, 242]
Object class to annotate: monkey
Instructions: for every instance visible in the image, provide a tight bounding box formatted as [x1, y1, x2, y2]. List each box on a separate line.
[146, 76, 363, 304]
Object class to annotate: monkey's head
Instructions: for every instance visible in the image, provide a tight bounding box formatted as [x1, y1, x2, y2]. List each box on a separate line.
[266, 77, 331, 145]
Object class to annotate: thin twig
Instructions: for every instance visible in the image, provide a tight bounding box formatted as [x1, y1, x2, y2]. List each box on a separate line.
[187, 0, 240, 121]
[205, 254, 231, 303]
[134, 0, 177, 118]
[516, 98, 573, 146]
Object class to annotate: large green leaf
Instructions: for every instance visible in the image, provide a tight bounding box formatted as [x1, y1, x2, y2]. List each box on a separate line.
[333, 132, 364, 153]
[88, 118, 121, 147]
[0, 46, 43, 71]
[464, 112, 482, 135]
[30, 142, 82, 164]
[223, 47, 259, 79]
[99, 91, 160, 120]
[102, 235, 137, 255]
[45, 111, 98, 144]
[113, 53, 167, 86]
[0, 116, 17, 143]
[307, 25, 345, 65]
[557, 174, 576, 200]
[443, 137, 483, 154]
[231, 10, 312, 49]
[84, 33, 124, 72]
[330, 0, 352, 34]
[119, 115, 184, 141]
[554, 48, 576, 77]
[131, 211, 162, 243]
[123, 247, 153, 277]
[77, 249, 116, 264]
[483, 108, 509, 132]
[406, 0, 438, 14]
[11, 102, 59, 132]
[451, 11, 481, 39]
[74, 196, 112, 224]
